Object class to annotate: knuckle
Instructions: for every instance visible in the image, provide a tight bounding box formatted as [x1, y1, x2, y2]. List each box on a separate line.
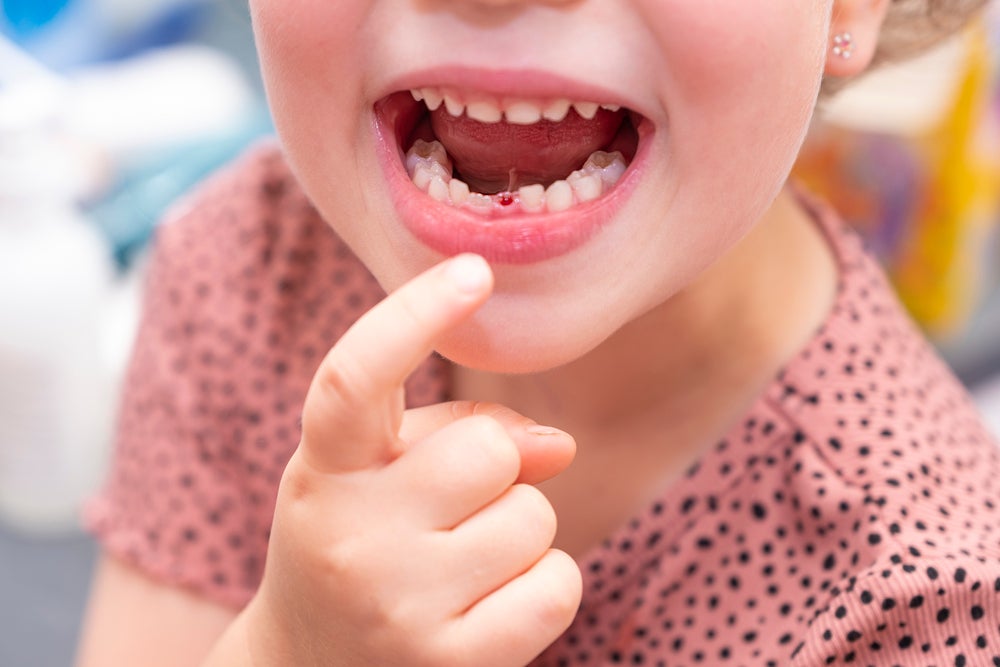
[313, 354, 367, 407]
[320, 537, 365, 581]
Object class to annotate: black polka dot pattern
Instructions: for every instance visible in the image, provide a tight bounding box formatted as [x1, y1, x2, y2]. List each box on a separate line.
[86, 146, 1000, 665]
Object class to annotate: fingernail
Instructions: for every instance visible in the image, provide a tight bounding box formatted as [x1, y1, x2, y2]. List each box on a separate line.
[526, 424, 570, 438]
[445, 254, 491, 294]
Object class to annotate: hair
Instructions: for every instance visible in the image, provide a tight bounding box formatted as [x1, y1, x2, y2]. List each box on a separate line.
[877, 0, 991, 61]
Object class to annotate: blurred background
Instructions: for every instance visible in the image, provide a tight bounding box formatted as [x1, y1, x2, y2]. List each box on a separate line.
[3, 1, 1000, 665]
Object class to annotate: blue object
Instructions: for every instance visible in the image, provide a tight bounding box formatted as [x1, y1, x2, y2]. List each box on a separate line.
[2, 0, 73, 35]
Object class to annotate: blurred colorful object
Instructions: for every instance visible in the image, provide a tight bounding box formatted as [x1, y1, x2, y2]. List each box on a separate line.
[795, 19, 1000, 339]
[0, 0, 210, 69]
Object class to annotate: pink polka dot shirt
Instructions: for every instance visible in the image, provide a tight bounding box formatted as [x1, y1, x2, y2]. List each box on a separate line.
[86, 143, 1000, 666]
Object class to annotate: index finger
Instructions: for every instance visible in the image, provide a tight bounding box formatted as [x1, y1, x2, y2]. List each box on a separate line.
[300, 253, 493, 474]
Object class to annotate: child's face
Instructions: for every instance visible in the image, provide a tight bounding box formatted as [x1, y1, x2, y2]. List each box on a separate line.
[250, 0, 832, 372]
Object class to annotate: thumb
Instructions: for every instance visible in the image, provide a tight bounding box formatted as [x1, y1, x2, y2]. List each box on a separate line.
[400, 401, 576, 484]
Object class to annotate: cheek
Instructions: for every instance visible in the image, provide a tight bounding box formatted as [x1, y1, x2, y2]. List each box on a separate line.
[635, 0, 829, 242]
[249, 1, 370, 168]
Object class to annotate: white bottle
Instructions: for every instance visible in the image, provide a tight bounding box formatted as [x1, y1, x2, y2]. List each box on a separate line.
[0, 124, 116, 535]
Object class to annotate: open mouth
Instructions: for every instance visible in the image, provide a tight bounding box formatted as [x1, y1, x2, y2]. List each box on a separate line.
[373, 80, 652, 263]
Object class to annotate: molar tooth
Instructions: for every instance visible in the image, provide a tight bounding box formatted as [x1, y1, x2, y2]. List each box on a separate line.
[428, 177, 451, 203]
[573, 102, 599, 120]
[542, 99, 571, 122]
[569, 173, 602, 202]
[518, 184, 545, 212]
[422, 88, 443, 111]
[449, 178, 471, 206]
[582, 150, 627, 187]
[405, 139, 452, 175]
[443, 93, 465, 117]
[505, 101, 543, 125]
[466, 100, 503, 123]
[545, 180, 574, 213]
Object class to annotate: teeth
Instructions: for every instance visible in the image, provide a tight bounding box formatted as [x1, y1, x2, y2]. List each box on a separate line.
[405, 139, 452, 174]
[412, 163, 440, 191]
[582, 150, 627, 187]
[422, 89, 443, 111]
[573, 102, 599, 120]
[467, 193, 494, 212]
[410, 89, 621, 126]
[545, 180, 574, 213]
[505, 101, 544, 125]
[428, 176, 450, 202]
[542, 99, 572, 122]
[568, 172, 602, 202]
[443, 93, 465, 117]
[449, 178, 471, 205]
[518, 184, 545, 211]
[406, 142, 628, 214]
[467, 100, 504, 123]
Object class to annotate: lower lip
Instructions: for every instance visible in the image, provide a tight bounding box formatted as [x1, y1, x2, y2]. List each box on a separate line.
[373, 97, 653, 265]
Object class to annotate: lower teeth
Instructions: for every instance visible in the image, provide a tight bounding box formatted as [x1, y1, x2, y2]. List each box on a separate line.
[404, 139, 628, 214]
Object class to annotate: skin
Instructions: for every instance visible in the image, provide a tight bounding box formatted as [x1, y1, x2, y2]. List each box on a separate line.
[76, 1, 893, 665]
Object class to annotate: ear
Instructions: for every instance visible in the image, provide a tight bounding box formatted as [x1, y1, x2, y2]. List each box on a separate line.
[825, 0, 892, 78]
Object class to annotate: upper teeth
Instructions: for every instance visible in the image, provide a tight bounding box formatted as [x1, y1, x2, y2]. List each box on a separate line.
[409, 88, 620, 125]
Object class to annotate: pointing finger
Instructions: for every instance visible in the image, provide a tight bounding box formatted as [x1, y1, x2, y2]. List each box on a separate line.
[300, 254, 493, 473]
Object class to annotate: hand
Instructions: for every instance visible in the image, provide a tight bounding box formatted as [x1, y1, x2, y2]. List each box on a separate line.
[243, 255, 582, 667]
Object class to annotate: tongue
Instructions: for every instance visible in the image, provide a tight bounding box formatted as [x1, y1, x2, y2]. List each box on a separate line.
[430, 107, 625, 193]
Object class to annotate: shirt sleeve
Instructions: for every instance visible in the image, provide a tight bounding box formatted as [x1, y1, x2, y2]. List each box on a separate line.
[83, 143, 389, 609]
[790, 556, 1000, 667]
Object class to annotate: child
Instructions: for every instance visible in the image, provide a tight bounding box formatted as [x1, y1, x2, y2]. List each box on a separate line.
[76, 1, 998, 665]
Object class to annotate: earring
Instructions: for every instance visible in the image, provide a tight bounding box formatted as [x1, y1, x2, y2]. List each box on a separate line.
[832, 32, 855, 59]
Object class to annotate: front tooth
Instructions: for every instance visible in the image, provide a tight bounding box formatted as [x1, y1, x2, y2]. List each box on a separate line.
[422, 88, 443, 111]
[443, 93, 465, 117]
[569, 173, 602, 202]
[542, 99, 571, 122]
[518, 184, 545, 211]
[573, 102, 599, 120]
[600, 103, 621, 112]
[583, 150, 627, 187]
[428, 177, 450, 202]
[449, 178, 471, 205]
[545, 180, 573, 212]
[467, 100, 503, 123]
[505, 101, 543, 125]
[410, 89, 424, 102]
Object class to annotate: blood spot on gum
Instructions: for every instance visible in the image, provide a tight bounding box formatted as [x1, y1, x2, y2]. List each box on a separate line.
[499, 193, 515, 206]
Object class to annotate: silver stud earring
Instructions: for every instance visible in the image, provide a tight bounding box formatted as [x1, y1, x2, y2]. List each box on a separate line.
[832, 32, 855, 59]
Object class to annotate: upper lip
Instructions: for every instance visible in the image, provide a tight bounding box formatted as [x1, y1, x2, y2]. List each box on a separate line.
[375, 66, 649, 118]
